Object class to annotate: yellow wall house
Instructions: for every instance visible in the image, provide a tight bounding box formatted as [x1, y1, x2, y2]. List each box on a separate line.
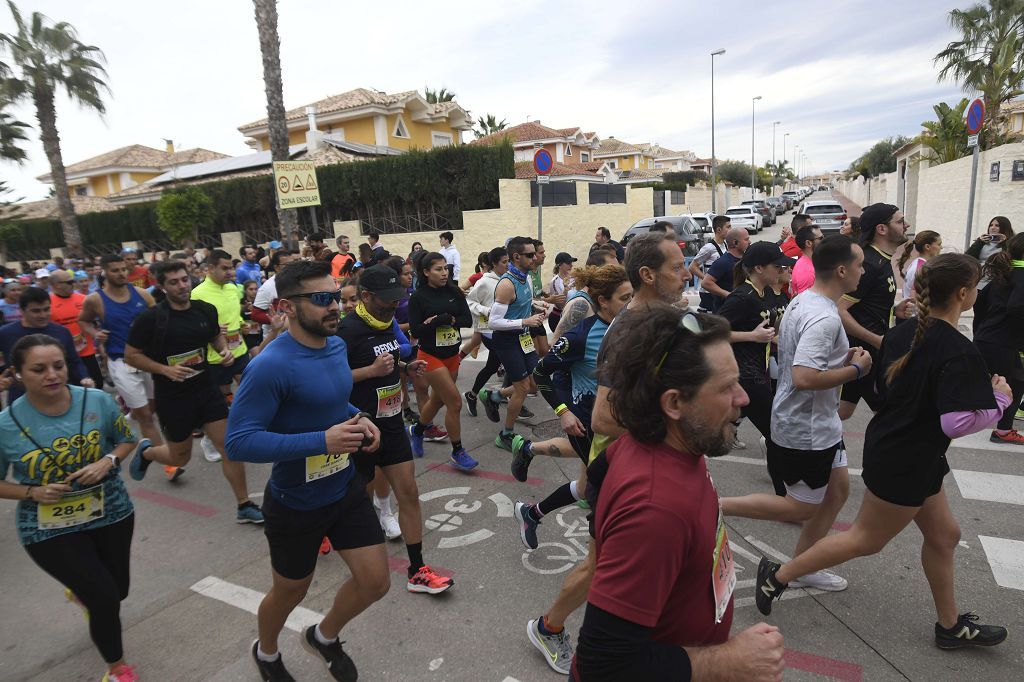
[37, 143, 227, 197]
[592, 137, 657, 171]
[237, 88, 474, 152]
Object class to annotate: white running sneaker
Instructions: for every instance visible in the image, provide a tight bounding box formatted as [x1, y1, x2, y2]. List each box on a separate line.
[790, 570, 848, 591]
[373, 497, 402, 540]
[758, 436, 767, 459]
[732, 437, 747, 450]
[200, 435, 222, 462]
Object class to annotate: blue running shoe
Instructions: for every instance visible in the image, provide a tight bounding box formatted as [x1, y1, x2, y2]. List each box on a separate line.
[514, 501, 540, 550]
[449, 448, 479, 471]
[129, 439, 152, 481]
[407, 424, 424, 458]
[236, 501, 264, 525]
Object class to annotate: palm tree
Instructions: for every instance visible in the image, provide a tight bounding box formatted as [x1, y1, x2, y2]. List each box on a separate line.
[252, 0, 298, 242]
[424, 87, 456, 104]
[921, 98, 971, 164]
[473, 114, 509, 139]
[934, 0, 1024, 147]
[0, 95, 30, 162]
[0, 179, 25, 265]
[0, 1, 108, 256]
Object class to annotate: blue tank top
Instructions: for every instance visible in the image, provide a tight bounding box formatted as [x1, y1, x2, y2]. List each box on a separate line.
[98, 287, 148, 357]
[500, 271, 534, 322]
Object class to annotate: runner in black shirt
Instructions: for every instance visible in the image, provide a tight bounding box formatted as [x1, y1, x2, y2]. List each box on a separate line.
[124, 260, 264, 523]
[338, 265, 454, 595]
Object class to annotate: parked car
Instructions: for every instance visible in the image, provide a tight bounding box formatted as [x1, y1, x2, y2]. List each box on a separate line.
[620, 216, 701, 256]
[686, 212, 717, 243]
[797, 200, 847, 235]
[782, 190, 801, 208]
[817, 185, 828, 191]
[766, 196, 787, 215]
[723, 205, 761, 234]
[741, 199, 775, 227]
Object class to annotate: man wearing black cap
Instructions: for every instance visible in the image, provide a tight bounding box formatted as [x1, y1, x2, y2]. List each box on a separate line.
[549, 251, 577, 331]
[337, 265, 455, 595]
[837, 203, 912, 419]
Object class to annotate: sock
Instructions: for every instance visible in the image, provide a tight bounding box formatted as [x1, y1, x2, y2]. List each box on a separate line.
[524, 440, 534, 458]
[539, 615, 563, 635]
[490, 389, 503, 403]
[407, 542, 424, 574]
[569, 480, 580, 501]
[314, 623, 335, 645]
[237, 501, 251, 510]
[413, 421, 427, 437]
[527, 503, 544, 522]
[451, 440, 463, 455]
[256, 644, 280, 662]
[536, 482, 577, 517]
[995, 429, 1010, 436]
[501, 426, 514, 436]
[374, 494, 391, 515]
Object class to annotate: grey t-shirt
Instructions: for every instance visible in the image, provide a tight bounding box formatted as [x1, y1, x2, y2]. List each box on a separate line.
[771, 290, 849, 450]
[692, 241, 724, 294]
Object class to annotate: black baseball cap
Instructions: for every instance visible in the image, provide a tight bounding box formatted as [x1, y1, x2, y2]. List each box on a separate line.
[742, 241, 796, 268]
[555, 252, 577, 266]
[858, 203, 899, 244]
[358, 265, 406, 302]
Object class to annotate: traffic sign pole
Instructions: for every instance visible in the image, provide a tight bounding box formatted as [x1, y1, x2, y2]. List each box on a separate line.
[965, 143, 980, 251]
[537, 183, 543, 241]
[963, 98, 985, 250]
[533, 149, 554, 241]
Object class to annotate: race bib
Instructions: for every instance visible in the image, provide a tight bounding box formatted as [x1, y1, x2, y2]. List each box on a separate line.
[37, 485, 105, 530]
[225, 330, 242, 350]
[478, 313, 489, 331]
[376, 382, 402, 418]
[305, 452, 350, 482]
[711, 506, 736, 623]
[167, 348, 204, 373]
[519, 332, 535, 354]
[435, 325, 459, 347]
[73, 332, 87, 353]
[241, 320, 259, 335]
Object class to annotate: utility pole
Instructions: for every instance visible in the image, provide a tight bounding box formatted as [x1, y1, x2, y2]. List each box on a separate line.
[710, 48, 725, 213]
[772, 121, 780, 194]
[751, 95, 762, 200]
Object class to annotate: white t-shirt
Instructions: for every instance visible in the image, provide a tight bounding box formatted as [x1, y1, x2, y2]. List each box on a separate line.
[771, 290, 849, 451]
[441, 245, 461, 280]
[692, 241, 724, 294]
[903, 257, 925, 301]
[253, 275, 278, 336]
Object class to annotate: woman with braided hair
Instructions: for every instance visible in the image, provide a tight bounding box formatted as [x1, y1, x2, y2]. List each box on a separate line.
[756, 253, 1011, 650]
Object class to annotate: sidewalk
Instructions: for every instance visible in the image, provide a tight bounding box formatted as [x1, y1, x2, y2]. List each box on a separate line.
[832, 191, 862, 217]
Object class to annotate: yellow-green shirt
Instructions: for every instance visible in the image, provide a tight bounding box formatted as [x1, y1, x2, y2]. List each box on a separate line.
[190, 278, 246, 363]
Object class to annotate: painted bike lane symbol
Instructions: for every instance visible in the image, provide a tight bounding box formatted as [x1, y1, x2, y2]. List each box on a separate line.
[522, 508, 591, 575]
[419, 486, 513, 549]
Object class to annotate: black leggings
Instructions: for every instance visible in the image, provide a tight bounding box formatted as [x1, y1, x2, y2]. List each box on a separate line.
[740, 378, 773, 440]
[975, 341, 1024, 431]
[24, 514, 135, 664]
[471, 335, 503, 394]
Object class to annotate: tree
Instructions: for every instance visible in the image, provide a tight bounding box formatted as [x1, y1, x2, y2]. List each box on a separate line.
[252, 0, 298, 242]
[847, 135, 911, 178]
[716, 160, 763, 189]
[0, 93, 30, 162]
[155, 186, 215, 248]
[921, 98, 971, 164]
[473, 113, 508, 139]
[934, 0, 1024, 147]
[0, 1, 109, 256]
[424, 86, 456, 104]
[0, 179, 24, 265]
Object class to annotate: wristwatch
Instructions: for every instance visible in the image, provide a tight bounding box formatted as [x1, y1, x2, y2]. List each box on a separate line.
[104, 453, 120, 468]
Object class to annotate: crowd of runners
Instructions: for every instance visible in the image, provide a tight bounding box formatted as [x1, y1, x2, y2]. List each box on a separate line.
[0, 208, 1018, 681]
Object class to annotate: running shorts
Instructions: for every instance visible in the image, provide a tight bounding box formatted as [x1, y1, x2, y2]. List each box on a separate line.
[490, 330, 538, 382]
[352, 417, 413, 480]
[862, 446, 949, 508]
[419, 349, 460, 374]
[107, 358, 154, 410]
[211, 352, 250, 387]
[766, 439, 845, 504]
[839, 346, 883, 411]
[155, 384, 229, 443]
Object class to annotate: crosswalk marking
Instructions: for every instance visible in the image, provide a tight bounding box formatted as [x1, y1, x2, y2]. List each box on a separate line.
[951, 430, 1024, 453]
[952, 470, 1024, 506]
[978, 536, 1024, 591]
[190, 576, 323, 633]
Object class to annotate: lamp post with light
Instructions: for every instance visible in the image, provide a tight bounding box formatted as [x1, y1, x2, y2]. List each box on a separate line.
[751, 95, 762, 200]
[710, 48, 726, 213]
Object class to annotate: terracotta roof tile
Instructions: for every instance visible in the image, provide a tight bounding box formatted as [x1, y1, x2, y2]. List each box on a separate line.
[42, 144, 228, 180]
[471, 121, 570, 146]
[514, 160, 602, 179]
[6, 195, 117, 221]
[595, 138, 645, 155]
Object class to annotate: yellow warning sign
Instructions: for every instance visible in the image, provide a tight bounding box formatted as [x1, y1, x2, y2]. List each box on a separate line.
[273, 161, 321, 208]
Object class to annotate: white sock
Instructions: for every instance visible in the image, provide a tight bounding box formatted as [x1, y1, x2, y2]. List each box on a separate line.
[375, 494, 392, 515]
[569, 480, 580, 501]
[256, 644, 280, 662]
[314, 623, 335, 646]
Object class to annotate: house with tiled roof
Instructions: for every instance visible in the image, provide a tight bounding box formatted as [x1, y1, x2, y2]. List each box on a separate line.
[472, 121, 601, 164]
[1001, 98, 1024, 139]
[237, 88, 473, 152]
[37, 142, 228, 197]
[594, 138, 698, 172]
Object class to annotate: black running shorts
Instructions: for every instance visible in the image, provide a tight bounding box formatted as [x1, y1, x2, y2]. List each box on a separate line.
[765, 439, 842, 498]
[352, 417, 413, 481]
[490, 330, 538, 382]
[862, 449, 949, 508]
[156, 384, 229, 443]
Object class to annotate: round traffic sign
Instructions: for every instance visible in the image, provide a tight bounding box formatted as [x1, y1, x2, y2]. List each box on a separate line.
[533, 148, 553, 175]
[966, 98, 985, 135]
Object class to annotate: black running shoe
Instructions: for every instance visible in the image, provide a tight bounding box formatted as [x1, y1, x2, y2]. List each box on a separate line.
[935, 613, 1007, 649]
[511, 437, 533, 482]
[403, 407, 420, 424]
[251, 640, 295, 682]
[479, 388, 501, 423]
[301, 625, 358, 681]
[464, 390, 478, 417]
[517, 405, 536, 421]
[755, 556, 787, 616]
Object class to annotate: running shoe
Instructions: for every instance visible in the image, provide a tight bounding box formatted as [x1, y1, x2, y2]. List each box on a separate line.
[732, 437, 747, 450]
[200, 434, 222, 462]
[403, 406, 420, 424]
[65, 587, 88, 621]
[478, 388, 501, 422]
[935, 612, 1007, 649]
[497, 364, 505, 378]
[758, 435, 767, 460]
[407, 565, 454, 594]
[510, 436, 532, 482]
[1016, 408, 1024, 421]
[517, 405, 536, 421]
[128, 438, 151, 481]
[236, 501, 265, 524]
[464, 390, 478, 417]
[164, 465, 184, 482]
[373, 497, 402, 541]
[406, 424, 424, 458]
[300, 625, 358, 681]
[102, 664, 139, 682]
[495, 430, 517, 453]
[251, 640, 296, 682]
[527, 618, 573, 675]
[789, 570, 848, 591]
[449, 448, 479, 471]
[576, 498, 591, 510]
[423, 424, 448, 442]
[990, 429, 1024, 445]
[514, 501, 541, 550]
[319, 537, 333, 555]
[754, 556, 787, 615]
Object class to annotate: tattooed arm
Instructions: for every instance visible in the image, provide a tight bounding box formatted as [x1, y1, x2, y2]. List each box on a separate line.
[552, 295, 593, 339]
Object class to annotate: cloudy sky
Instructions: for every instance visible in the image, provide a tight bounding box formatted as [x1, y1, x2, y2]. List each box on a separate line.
[1, 0, 969, 200]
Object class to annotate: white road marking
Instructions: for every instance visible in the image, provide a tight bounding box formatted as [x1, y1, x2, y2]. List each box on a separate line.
[729, 540, 763, 565]
[428, 657, 443, 671]
[438, 528, 494, 549]
[978, 536, 1024, 591]
[744, 536, 793, 562]
[190, 576, 322, 633]
[734, 587, 824, 609]
[489, 492, 514, 518]
[952, 470, 1024, 506]
[716, 454, 862, 477]
[419, 486, 471, 501]
[952, 430, 1024, 453]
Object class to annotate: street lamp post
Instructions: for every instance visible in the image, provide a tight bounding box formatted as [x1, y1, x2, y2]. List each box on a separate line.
[751, 95, 762, 200]
[710, 48, 725, 213]
[771, 121, 780, 193]
[783, 133, 790, 188]
[793, 146, 800, 183]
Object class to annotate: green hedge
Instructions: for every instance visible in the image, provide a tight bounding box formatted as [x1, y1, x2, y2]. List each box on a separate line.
[5, 142, 514, 249]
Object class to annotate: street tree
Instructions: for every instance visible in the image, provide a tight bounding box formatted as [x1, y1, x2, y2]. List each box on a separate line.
[156, 186, 215, 249]
[0, 93, 30, 162]
[474, 114, 508, 139]
[921, 98, 971, 164]
[252, 0, 298, 242]
[847, 135, 910, 178]
[424, 87, 456, 104]
[0, 1, 109, 256]
[0, 180, 24, 265]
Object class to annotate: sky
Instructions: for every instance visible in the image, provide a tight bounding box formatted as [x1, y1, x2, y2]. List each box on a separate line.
[0, 0, 971, 201]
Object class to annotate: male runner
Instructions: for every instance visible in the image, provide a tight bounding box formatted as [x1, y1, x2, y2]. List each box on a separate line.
[252, 249, 299, 336]
[48, 269, 103, 387]
[688, 214, 731, 312]
[125, 260, 264, 523]
[226, 259, 387, 682]
[331, 235, 355, 281]
[702, 227, 751, 302]
[790, 224, 823, 296]
[122, 249, 152, 288]
[236, 245, 264, 285]
[338, 265, 454, 594]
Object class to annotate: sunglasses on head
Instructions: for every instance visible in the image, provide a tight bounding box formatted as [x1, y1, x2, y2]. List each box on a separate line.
[655, 312, 705, 376]
[288, 290, 342, 307]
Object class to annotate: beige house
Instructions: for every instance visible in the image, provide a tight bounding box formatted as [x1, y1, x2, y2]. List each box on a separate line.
[472, 121, 602, 163]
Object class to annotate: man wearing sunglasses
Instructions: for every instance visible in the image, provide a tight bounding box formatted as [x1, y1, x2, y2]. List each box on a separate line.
[572, 303, 784, 682]
[226, 259, 386, 682]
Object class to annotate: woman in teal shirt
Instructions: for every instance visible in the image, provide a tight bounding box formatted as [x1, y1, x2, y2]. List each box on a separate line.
[0, 334, 140, 682]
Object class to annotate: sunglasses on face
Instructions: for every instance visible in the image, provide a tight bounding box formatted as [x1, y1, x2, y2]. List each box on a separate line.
[655, 312, 704, 376]
[288, 290, 342, 307]
[521, 251, 537, 258]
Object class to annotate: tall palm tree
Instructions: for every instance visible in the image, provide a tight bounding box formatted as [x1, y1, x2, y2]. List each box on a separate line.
[473, 114, 509, 139]
[934, 0, 1024, 147]
[921, 98, 971, 164]
[424, 87, 456, 104]
[0, 1, 108, 255]
[252, 0, 298, 242]
[0, 95, 30, 162]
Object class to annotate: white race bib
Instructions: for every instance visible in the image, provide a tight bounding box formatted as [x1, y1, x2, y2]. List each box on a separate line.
[304, 453, 350, 482]
[375, 382, 402, 418]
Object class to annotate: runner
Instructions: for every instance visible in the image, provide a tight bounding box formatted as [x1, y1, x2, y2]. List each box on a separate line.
[330, 235, 356, 281]
[252, 250, 298, 341]
[701, 227, 750, 304]
[225, 259, 389, 682]
[121, 249, 152, 289]
[571, 304, 784, 682]
[547, 251, 577, 332]
[789, 224, 823, 297]
[338, 265, 455, 593]
[236, 245, 264, 285]
[899, 230, 941, 302]
[0, 334, 141, 682]
[756, 254, 1009, 651]
[463, 246, 507, 418]
[722, 235, 869, 593]
[406, 252, 474, 464]
[1, 279, 24, 324]
[48, 269, 103, 389]
[439, 231, 461, 286]
[528, 239, 561, 358]
[124, 260, 265, 523]
[688, 214, 730, 312]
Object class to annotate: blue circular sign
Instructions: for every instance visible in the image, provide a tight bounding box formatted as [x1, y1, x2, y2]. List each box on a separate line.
[533, 149, 553, 175]
[966, 98, 985, 135]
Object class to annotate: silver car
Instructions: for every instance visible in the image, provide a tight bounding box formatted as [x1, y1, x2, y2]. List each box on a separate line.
[797, 200, 847, 235]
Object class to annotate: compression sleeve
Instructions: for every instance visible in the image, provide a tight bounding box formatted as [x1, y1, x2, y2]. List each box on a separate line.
[488, 301, 524, 331]
[574, 603, 692, 682]
[940, 389, 1011, 439]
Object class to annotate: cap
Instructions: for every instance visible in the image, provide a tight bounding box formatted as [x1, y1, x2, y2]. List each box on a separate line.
[555, 252, 577, 266]
[45, 263, 58, 271]
[34, 268, 50, 279]
[74, 270, 89, 280]
[858, 203, 898, 240]
[742, 241, 796, 269]
[358, 265, 407, 302]
[268, 240, 282, 249]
